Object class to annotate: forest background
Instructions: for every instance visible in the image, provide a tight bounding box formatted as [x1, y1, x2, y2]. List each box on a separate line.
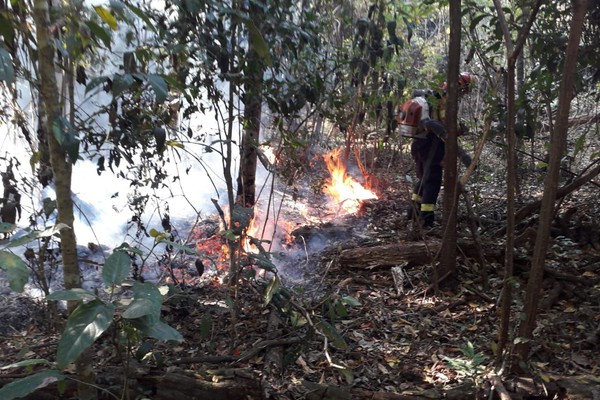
[0, 0, 599, 399]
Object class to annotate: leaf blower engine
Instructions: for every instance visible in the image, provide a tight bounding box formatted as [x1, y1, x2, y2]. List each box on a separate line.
[397, 93, 430, 139]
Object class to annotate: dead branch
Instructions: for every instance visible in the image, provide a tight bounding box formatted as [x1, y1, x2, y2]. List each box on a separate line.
[488, 373, 513, 400]
[515, 162, 600, 223]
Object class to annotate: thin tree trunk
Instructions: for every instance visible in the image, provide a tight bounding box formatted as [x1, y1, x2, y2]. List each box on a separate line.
[236, 1, 265, 209]
[492, 0, 543, 363]
[32, 0, 80, 310]
[439, 0, 462, 280]
[32, 2, 93, 398]
[514, 0, 589, 369]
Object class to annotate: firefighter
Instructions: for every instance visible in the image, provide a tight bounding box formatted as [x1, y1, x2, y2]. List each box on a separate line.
[398, 72, 474, 231]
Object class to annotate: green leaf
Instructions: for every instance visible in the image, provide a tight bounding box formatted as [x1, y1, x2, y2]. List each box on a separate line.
[263, 276, 280, 307]
[0, 251, 29, 292]
[129, 282, 162, 323]
[158, 239, 200, 255]
[0, 359, 51, 371]
[85, 20, 112, 49]
[0, 370, 65, 400]
[339, 367, 354, 385]
[149, 228, 160, 238]
[161, 74, 185, 91]
[461, 341, 476, 358]
[245, 20, 272, 66]
[42, 197, 57, 218]
[341, 296, 361, 306]
[94, 6, 117, 30]
[469, 13, 488, 31]
[137, 319, 183, 342]
[317, 319, 347, 350]
[51, 117, 80, 164]
[0, 47, 15, 84]
[334, 301, 348, 318]
[147, 74, 168, 103]
[85, 76, 109, 94]
[112, 73, 135, 98]
[46, 289, 97, 301]
[102, 250, 130, 286]
[122, 298, 156, 319]
[0, 224, 69, 249]
[56, 300, 114, 369]
[125, 2, 157, 33]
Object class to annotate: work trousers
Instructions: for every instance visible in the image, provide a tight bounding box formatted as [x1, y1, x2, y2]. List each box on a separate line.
[410, 127, 445, 209]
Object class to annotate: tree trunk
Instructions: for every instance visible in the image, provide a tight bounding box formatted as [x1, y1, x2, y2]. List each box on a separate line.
[514, 0, 589, 368]
[236, 2, 265, 210]
[491, 0, 543, 362]
[32, 1, 92, 398]
[439, 0, 462, 282]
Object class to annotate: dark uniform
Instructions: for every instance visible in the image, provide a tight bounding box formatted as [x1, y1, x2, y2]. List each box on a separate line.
[402, 73, 475, 229]
[410, 118, 446, 227]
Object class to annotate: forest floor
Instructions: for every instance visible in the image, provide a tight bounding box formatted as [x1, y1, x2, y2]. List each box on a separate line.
[1, 147, 600, 399]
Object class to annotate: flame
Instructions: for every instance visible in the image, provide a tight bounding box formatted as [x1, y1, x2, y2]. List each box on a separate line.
[182, 147, 377, 286]
[322, 148, 377, 215]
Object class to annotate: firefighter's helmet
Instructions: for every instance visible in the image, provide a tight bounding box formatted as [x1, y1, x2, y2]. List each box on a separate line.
[443, 72, 475, 93]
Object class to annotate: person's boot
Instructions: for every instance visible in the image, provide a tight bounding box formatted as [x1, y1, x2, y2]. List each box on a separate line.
[419, 210, 442, 237]
[420, 211, 435, 228]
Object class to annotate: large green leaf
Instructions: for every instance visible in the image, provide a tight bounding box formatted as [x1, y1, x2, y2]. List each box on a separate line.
[0, 370, 65, 400]
[122, 298, 156, 319]
[147, 74, 168, 103]
[132, 317, 183, 342]
[0, 47, 15, 84]
[128, 282, 162, 323]
[101, 250, 130, 286]
[56, 300, 114, 369]
[46, 288, 97, 301]
[85, 20, 112, 49]
[111, 73, 135, 98]
[0, 251, 29, 292]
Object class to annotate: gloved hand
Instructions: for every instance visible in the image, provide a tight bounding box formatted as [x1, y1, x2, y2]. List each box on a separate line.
[458, 146, 475, 168]
[460, 153, 473, 168]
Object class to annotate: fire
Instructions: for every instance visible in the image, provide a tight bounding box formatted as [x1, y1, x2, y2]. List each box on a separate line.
[181, 147, 377, 286]
[322, 148, 377, 215]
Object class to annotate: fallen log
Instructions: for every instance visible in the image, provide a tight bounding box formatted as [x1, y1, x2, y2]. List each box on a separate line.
[140, 368, 262, 400]
[339, 241, 441, 268]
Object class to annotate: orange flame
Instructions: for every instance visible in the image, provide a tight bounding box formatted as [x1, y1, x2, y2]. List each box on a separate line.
[322, 148, 377, 214]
